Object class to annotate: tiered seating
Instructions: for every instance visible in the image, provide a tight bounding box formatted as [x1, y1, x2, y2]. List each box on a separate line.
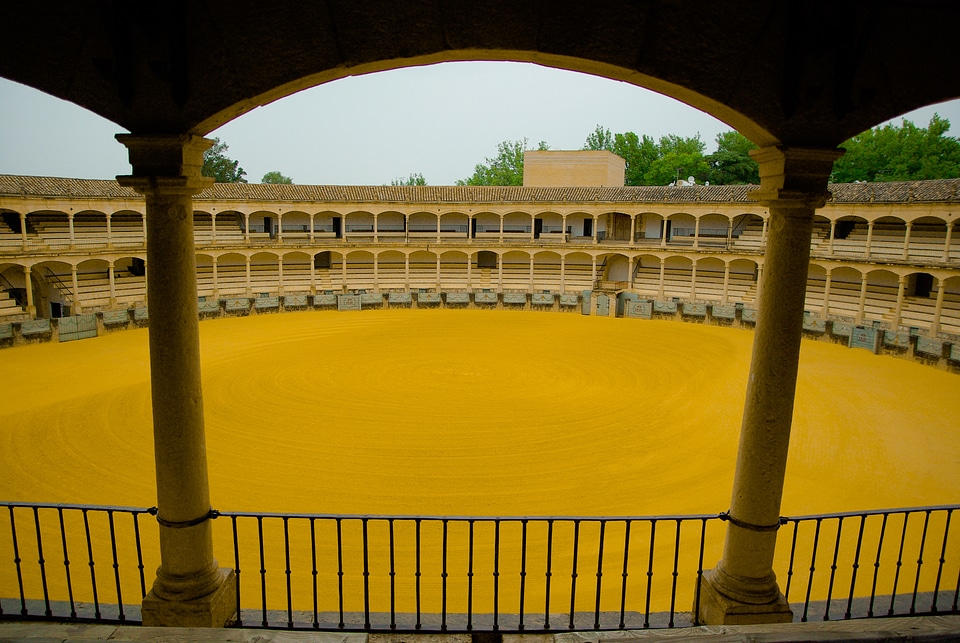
[632, 267, 757, 304]
[561, 263, 594, 292]
[46, 270, 147, 310]
[731, 224, 765, 252]
[531, 263, 561, 291]
[0, 290, 23, 317]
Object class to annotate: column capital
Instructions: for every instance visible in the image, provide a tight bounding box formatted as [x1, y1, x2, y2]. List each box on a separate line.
[748, 146, 844, 210]
[115, 134, 214, 195]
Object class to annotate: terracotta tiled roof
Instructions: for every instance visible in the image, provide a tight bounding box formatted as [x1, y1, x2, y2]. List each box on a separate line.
[2, 174, 959, 205]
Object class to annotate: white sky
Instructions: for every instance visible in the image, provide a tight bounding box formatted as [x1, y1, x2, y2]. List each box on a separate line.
[2, 61, 960, 186]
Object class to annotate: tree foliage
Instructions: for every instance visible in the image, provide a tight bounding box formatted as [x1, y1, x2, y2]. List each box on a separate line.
[391, 173, 427, 186]
[202, 138, 247, 183]
[705, 131, 759, 185]
[831, 114, 960, 183]
[457, 139, 550, 186]
[261, 171, 293, 184]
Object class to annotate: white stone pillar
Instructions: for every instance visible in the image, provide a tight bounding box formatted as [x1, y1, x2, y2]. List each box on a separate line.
[693, 216, 701, 249]
[893, 275, 906, 328]
[726, 218, 734, 249]
[245, 256, 252, 296]
[592, 215, 599, 244]
[689, 261, 698, 300]
[560, 256, 566, 292]
[68, 212, 76, 249]
[467, 254, 473, 290]
[864, 221, 874, 258]
[529, 256, 534, 290]
[309, 213, 316, 243]
[931, 278, 946, 336]
[142, 212, 148, 246]
[310, 253, 317, 295]
[661, 217, 668, 247]
[435, 255, 441, 289]
[902, 222, 912, 260]
[828, 219, 836, 254]
[591, 256, 597, 288]
[857, 274, 868, 324]
[244, 213, 251, 244]
[467, 214, 474, 242]
[722, 263, 730, 305]
[944, 222, 954, 262]
[627, 256, 635, 290]
[822, 269, 832, 318]
[20, 212, 28, 250]
[436, 215, 441, 244]
[210, 213, 217, 245]
[277, 256, 284, 296]
[530, 215, 536, 242]
[211, 257, 219, 299]
[698, 145, 842, 626]
[630, 215, 637, 246]
[106, 213, 114, 248]
[658, 258, 666, 298]
[755, 264, 764, 307]
[277, 213, 284, 244]
[116, 133, 235, 627]
[23, 264, 34, 317]
[404, 214, 410, 243]
[760, 217, 768, 247]
[562, 214, 568, 241]
[498, 215, 504, 243]
[341, 253, 347, 291]
[497, 253, 503, 292]
[108, 261, 116, 306]
[404, 254, 410, 289]
[71, 264, 81, 313]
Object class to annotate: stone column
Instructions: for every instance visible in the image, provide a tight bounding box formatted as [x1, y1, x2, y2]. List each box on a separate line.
[931, 277, 946, 336]
[561, 214, 568, 241]
[822, 269, 833, 318]
[108, 261, 117, 307]
[106, 213, 114, 248]
[857, 274, 868, 324]
[893, 275, 906, 328]
[310, 253, 317, 295]
[23, 265, 34, 317]
[592, 215, 599, 244]
[864, 221, 874, 258]
[211, 257, 219, 299]
[726, 218, 734, 249]
[722, 263, 730, 305]
[245, 256, 252, 296]
[693, 216, 701, 249]
[627, 256, 635, 290]
[373, 254, 379, 291]
[944, 222, 954, 262]
[689, 261, 698, 300]
[341, 253, 347, 291]
[560, 256, 566, 292]
[142, 212, 148, 246]
[277, 256, 284, 296]
[467, 214, 474, 242]
[404, 214, 410, 243]
[591, 256, 597, 288]
[530, 215, 536, 242]
[828, 220, 836, 255]
[755, 264, 764, 306]
[277, 213, 284, 244]
[435, 255, 441, 289]
[404, 254, 410, 289]
[20, 212, 28, 250]
[115, 133, 235, 628]
[309, 213, 316, 243]
[71, 264, 81, 313]
[760, 217, 768, 248]
[658, 258, 666, 298]
[244, 213, 251, 244]
[902, 222, 912, 260]
[467, 254, 473, 290]
[697, 145, 841, 626]
[436, 215, 441, 244]
[68, 213, 76, 249]
[660, 217, 668, 247]
[528, 256, 535, 291]
[629, 215, 637, 246]
[498, 214, 504, 244]
[497, 253, 503, 292]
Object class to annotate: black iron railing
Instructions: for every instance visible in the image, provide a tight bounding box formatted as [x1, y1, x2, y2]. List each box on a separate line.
[0, 502, 156, 623]
[2, 502, 959, 631]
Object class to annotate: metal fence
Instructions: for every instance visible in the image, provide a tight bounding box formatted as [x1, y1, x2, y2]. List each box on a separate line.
[2, 502, 959, 631]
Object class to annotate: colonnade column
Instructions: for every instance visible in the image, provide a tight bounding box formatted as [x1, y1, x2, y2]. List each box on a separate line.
[310, 254, 317, 295]
[592, 215, 599, 244]
[693, 216, 701, 249]
[68, 213, 76, 249]
[467, 255, 472, 289]
[245, 257, 252, 296]
[530, 216, 536, 242]
[660, 218, 668, 247]
[467, 215, 474, 242]
[498, 215, 504, 244]
[944, 223, 954, 262]
[722, 263, 730, 305]
[902, 223, 912, 260]
[697, 145, 841, 625]
[20, 212, 28, 250]
[404, 254, 410, 289]
[856, 275, 868, 324]
[277, 213, 284, 244]
[106, 213, 113, 248]
[529, 257, 535, 290]
[71, 264, 81, 313]
[211, 257, 219, 299]
[893, 275, 906, 328]
[658, 258, 666, 298]
[341, 254, 347, 291]
[560, 258, 566, 292]
[374, 255, 379, 290]
[436, 216, 441, 244]
[689, 262, 698, 300]
[591, 256, 597, 288]
[828, 220, 836, 255]
[142, 212, 148, 246]
[726, 219, 734, 249]
[23, 265, 34, 317]
[629, 215, 636, 246]
[864, 221, 874, 258]
[627, 256, 635, 290]
[244, 214, 251, 244]
[277, 257, 284, 296]
[760, 217, 768, 248]
[309, 214, 316, 243]
[822, 269, 833, 318]
[435, 256, 441, 289]
[497, 254, 503, 292]
[108, 261, 116, 306]
[115, 133, 235, 628]
[931, 278, 946, 336]
[210, 213, 217, 245]
[373, 213, 379, 244]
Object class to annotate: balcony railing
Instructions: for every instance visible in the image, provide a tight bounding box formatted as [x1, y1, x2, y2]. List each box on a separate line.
[2, 502, 958, 631]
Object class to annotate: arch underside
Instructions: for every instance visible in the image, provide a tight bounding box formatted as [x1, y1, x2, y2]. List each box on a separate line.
[1, 2, 959, 148]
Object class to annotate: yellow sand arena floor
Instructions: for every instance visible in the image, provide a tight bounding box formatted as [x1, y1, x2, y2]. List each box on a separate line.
[2, 308, 958, 515]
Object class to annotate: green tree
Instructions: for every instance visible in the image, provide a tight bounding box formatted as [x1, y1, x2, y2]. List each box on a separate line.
[612, 131, 660, 186]
[582, 125, 615, 152]
[261, 171, 293, 184]
[644, 134, 709, 185]
[832, 114, 960, 183]
[705, 131, 759, 184]
[457, 139, 550, 186]
[391, 173, 427, 186]
[202, 138, 247, 183]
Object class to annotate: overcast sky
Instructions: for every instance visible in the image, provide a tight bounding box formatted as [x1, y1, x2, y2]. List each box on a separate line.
[2, 61, 960, 186]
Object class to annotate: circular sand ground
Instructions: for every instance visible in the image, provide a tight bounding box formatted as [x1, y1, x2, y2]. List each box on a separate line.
[2, 308, 958, 516]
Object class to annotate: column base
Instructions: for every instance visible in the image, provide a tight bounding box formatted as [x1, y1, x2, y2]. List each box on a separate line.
[142, 568, 236, 628]
[696, 574, 793, 626]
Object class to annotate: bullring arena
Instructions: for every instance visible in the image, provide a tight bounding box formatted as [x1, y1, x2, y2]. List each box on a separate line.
[1, 169, 960, 630]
